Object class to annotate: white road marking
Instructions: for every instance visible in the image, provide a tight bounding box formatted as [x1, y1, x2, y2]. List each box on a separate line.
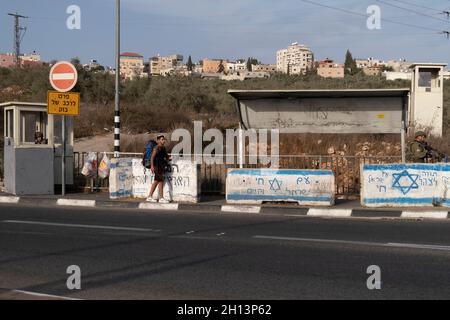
[57, 199, 96, 207]
[401, 211, 449, 219]
[11, 289, 81, 300]
[52, 73, 75, 80]
[216, 233, 226, 236]
[221, 205, 261, 214]
[0, 196, 20, 204]
[307, 209, 352, 217]
[2, 220, 161, 232]
[253, 235, 450, 252]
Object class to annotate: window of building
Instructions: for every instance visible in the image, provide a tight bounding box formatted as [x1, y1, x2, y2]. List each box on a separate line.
[418, 69, 440, 88]
[19, 111, 47, 144]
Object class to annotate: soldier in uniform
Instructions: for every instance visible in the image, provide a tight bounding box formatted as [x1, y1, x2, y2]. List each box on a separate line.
[408, 131, 445, 163]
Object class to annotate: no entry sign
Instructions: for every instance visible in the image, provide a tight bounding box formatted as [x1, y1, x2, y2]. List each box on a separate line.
[49, 61, 78, 92]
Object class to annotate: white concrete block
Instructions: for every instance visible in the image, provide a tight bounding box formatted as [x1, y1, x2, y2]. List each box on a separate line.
[361, 163, 450, 208]
[226, 169, 335, 206]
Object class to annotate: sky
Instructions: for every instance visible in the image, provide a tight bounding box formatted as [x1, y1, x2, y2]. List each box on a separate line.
[0, 0, 449, 67]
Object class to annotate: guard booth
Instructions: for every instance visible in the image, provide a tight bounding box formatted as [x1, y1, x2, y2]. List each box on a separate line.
[1, 102, 74, 195]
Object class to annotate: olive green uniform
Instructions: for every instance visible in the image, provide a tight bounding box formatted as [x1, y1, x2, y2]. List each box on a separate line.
[409, 141, 428, 163]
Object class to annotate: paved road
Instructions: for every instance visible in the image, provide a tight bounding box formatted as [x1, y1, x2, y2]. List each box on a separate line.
[1, 203, 450, 300]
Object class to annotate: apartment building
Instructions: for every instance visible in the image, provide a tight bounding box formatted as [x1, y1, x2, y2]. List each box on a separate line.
[0, 53, 15, 68]
[150, 54, 183, 76]
[276, 42, 314, 75]
[317, 59, 344, 78]
[202, 59, 225, 73]
[120, 52, 146, 80]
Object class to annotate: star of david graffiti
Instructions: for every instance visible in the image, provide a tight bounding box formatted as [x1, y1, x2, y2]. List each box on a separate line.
[391, 170, 419, 195]
[269, 178, 282, 191]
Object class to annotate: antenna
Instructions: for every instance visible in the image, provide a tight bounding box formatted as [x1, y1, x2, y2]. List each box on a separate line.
[7, 12, 29, 67]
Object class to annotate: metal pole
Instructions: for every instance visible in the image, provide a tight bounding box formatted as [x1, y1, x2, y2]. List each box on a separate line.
[62, 116, 66, 196]
[114, 0, 121, 158]
[401, 121, 406, 164]
[238, 123, 244, 169]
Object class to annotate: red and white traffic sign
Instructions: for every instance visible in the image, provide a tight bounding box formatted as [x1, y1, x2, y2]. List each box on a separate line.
[49, 61, 78, 92]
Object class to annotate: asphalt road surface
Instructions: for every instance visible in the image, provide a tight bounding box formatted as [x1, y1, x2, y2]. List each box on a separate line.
[1, 203, 450, 300]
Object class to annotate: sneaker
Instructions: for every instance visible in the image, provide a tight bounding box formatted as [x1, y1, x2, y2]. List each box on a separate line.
[159, 198, 171, 204]
[146, 197, 157, 203]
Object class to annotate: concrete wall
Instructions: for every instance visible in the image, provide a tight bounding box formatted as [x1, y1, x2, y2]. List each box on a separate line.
[4, 140, 54, 195]
[109, 159, 200, 203]
[361, 163, 450, 207]
[226, 169, 335, 206]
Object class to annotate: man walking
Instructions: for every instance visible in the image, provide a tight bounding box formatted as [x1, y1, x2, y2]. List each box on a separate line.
[147, 135, 171, 203]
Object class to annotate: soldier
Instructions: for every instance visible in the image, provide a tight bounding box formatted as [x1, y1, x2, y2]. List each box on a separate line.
[408, 131, 445, 163]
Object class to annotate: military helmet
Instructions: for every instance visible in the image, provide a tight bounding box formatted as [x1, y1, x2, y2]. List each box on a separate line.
[415, 131, 427, 138]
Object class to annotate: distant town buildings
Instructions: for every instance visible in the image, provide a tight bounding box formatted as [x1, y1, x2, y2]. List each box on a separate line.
[442, 70, 450, 80]
[119, 52, 146, 80]
[382, 71, 412, 81]
[225, 60, 246, 74]
[202, 59, 225, 73]
[317, 59, 344, 78]
[0, 51, 44, 68]
[252, 64, 277, 73]
[150, 54, 183, 76]
[277, 42, 314, 75]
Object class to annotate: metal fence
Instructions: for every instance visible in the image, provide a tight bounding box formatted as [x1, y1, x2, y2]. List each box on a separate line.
[73, 152, 402, 197]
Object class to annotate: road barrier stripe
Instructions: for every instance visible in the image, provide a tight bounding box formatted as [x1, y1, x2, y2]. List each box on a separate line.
[221, 205, 261, 214]
[56, 199, 96, 207]
[401, 211, 449, 219]
[307, 209, 352, 217]
[138, 203, 179, 211]
[0, 196, 20, 204]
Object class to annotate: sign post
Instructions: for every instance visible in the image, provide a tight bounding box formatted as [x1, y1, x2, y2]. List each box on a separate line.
[48, 61, 78, 196]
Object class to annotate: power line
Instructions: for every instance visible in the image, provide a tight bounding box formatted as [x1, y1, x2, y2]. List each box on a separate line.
[299, 0, 449, 36]
[390, 0, 450, 16]
[376, 0, 450, 23]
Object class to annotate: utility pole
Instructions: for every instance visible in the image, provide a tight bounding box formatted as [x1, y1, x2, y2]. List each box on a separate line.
[114, 0, 121, 158]
[7, 12, 28, 67]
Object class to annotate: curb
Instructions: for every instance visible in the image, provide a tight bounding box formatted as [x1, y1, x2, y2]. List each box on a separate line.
[1, 196, 450, 220]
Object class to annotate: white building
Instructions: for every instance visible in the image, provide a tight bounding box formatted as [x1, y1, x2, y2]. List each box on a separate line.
[225, 61, 247, 74]
[276, 42, 314, 75]
[383, 71, 412, 81]
[442, 70, 450, 80]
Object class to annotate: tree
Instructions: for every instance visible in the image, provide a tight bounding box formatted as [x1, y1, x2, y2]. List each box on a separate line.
[187, 55, 194, 72]
[246, 57, 259, 71]
[218, 60, 225, 73]
[344, 50, 358, 75]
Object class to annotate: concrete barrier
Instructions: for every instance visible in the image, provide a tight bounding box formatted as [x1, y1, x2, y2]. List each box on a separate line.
[361, 163, 450, 208]
[226, 169, 335, 206]
[109, 159, 200, 203]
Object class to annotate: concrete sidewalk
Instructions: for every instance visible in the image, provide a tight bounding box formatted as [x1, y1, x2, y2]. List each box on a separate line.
[1, 191, 450, 220]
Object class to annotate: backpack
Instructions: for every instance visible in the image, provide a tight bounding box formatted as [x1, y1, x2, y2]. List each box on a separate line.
[142, 140, 157, 169]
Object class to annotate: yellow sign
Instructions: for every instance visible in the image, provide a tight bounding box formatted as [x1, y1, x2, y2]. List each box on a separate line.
[47, 91, 80, 116]
[377, 114, 385, 119]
